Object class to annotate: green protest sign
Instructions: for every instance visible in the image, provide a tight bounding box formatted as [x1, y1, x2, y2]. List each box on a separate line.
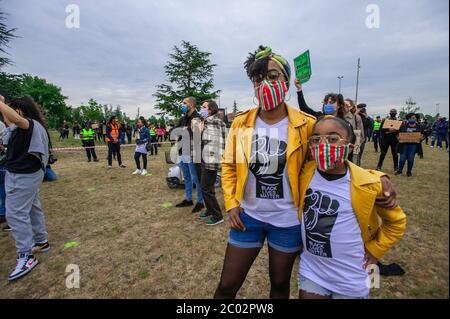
[294, 50, 312, 84]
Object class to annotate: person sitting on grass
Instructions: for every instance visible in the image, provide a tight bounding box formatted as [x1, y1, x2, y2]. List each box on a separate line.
[298, 116, 406, 299]
[0, 95, 52, 281]
[132, 117, 150, 176]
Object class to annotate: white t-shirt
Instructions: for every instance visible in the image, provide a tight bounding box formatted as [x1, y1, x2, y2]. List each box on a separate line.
[300, 169, 369, 297]
[240, 116, 299, 228]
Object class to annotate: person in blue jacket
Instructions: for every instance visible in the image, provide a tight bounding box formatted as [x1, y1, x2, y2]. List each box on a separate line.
[132, 117, 150, 176]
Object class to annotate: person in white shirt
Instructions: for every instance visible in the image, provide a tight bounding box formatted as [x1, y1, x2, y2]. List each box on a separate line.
[298, 116, 406, 299]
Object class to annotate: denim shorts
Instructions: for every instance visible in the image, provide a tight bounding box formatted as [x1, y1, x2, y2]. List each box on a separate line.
[298, 275, 369, 299]
[228, 211, 302, 254]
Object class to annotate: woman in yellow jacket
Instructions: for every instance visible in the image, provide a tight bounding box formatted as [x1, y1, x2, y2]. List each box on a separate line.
[297, 116, 406, 299]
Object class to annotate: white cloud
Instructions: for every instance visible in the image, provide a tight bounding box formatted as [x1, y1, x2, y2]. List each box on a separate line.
[2, 0, 448, 118]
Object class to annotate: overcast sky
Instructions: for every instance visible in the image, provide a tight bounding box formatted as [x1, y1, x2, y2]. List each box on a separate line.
[2, 0, 449, 118]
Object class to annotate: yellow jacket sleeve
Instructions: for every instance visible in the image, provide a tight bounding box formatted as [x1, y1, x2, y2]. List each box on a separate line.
[221, 122, 239, 212]
[365, 204, 407, 260]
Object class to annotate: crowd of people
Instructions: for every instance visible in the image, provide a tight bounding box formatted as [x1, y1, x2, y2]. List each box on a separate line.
[0, 44, 448, 299]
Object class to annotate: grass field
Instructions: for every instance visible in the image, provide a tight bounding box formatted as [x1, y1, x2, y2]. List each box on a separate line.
[0, 130, 448, 298]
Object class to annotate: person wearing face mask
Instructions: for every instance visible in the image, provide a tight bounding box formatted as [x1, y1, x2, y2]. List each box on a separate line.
[295, 79, 346, 120]
[297, 117, 406, 299]
[395, 114, 424, 177]
[343, 99, 365, 164]
[198, 100, 227, 226]
[174, 97, 204, 213]
[376, 109, 400, 172]
[215, 45, 316, 299]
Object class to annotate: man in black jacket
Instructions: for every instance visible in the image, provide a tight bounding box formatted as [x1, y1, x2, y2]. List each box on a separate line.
[174, 97, 204, 213]
[377, 109, 400, 171]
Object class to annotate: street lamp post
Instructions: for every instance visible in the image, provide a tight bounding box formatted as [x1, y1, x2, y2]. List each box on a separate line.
[355, 58, 361, 104]
[337, 76, 344, 94]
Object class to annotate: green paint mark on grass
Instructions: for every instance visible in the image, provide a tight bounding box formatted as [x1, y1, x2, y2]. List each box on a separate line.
[64, 241, 80, 249]
[162, 202, 173, 209]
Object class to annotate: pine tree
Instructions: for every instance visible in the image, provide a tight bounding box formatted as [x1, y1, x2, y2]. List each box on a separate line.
[0, 9, 17, 69]
[154, 41, 220, 117]
[232, 100, 239, 114]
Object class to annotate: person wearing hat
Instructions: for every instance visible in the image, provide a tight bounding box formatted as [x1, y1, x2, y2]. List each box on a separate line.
[80, 122, 99, 162]
[376, 109, 400, 172]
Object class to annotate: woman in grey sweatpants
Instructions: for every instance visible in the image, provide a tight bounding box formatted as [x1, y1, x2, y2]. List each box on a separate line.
[0, 95, 50, 281]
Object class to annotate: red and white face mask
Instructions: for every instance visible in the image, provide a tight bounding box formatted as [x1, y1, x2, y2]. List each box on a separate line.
[310, 143, 351, 172]
[256, 80, 288, 111]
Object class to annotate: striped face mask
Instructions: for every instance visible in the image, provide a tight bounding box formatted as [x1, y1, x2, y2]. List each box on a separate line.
[311, 143, 351, 172]
[256, 80, 288, 111]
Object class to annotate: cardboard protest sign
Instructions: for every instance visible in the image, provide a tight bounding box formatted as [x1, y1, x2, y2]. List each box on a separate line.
[91, 123, 99, 129]
[382, 119, 403, 130]
[294, 50, 312, 84]
[399, 132, 422, 143]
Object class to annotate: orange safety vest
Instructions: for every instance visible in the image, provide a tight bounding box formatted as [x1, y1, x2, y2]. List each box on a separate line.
[106, 124, 120, 142]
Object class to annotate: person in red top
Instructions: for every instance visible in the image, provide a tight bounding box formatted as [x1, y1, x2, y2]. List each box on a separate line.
[156, 126, 165, 143]
[106, 115, 126, 169]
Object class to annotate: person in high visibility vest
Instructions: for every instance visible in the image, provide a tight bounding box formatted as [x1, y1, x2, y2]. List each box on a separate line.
[372, 116, 382, 153]
[80, 122, 98, 162]
[148, 124, 158, 156]
[106, 115, 126, 169]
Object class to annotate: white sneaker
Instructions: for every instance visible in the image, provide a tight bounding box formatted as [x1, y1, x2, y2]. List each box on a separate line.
[141, 169, 148, 176]
[8, 254, 39, 281]
[132, 169, 142, 175]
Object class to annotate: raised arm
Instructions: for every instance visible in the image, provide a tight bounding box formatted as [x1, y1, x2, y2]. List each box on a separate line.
[0, 95, 30, 130]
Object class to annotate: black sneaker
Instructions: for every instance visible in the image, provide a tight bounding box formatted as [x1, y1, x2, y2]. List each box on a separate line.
[376, 166, 382, 171]
[119, 164, 126, 168]
[3, 224, 11, 232]
[8, 254, 39, 281]
[394, 171, 402, 176]
[192, 202, 205, 213]
[32, 242, 51, 253]
[93, 158, 99, 162]
[407, 172, 412, 177]
[175, 200, 194, 208]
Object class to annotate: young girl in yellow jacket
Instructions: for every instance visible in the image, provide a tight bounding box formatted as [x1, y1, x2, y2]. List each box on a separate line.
[298, 116, 406, 299]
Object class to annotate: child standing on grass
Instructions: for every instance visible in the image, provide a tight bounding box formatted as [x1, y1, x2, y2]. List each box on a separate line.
[0, 95, 51, 281]
[298, 117, 406, 299]
[132, 117, 150, 176]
